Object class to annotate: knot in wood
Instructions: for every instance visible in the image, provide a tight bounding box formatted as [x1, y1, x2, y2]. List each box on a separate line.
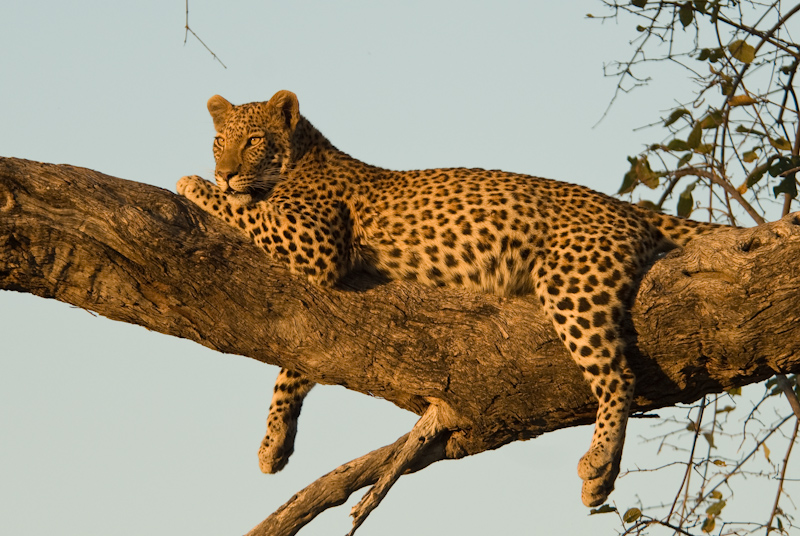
[0, 181, 14, 212]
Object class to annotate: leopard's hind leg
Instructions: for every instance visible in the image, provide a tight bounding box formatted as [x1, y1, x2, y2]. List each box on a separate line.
[534, 249, 638, 506]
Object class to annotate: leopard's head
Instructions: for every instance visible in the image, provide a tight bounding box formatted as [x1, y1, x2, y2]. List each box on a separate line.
[207, 90, 300, 205]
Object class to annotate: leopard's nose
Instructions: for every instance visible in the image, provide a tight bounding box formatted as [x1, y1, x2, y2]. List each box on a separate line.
[217, 169, 238, 182]
[215, 168, 238, 191]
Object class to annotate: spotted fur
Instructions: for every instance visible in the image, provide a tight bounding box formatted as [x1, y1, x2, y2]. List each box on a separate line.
[177, 90, 729, 506]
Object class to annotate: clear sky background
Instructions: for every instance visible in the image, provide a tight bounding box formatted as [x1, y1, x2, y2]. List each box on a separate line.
[2, 1, 798, 535]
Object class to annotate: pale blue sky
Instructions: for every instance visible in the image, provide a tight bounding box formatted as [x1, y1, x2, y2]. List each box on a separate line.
[1, 1, 796, 535]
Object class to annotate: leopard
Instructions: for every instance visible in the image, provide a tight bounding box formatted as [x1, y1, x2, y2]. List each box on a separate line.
[176, 89, 729, 507]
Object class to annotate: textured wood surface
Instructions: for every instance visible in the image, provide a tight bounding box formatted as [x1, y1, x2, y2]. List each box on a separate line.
[3, 156, 800, 534]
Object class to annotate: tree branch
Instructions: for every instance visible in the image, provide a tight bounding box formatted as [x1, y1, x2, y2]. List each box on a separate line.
[245, 430, 447, 536]
[3, 157, 800, 535]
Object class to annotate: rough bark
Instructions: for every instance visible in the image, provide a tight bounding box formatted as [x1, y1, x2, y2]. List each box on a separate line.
[2, 157, 800, 534]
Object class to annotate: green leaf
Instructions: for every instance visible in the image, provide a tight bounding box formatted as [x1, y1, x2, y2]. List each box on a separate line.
[702, 517, 715, 533]
[620, 156, 660, 193]
[677, 152, 692, 168]
[677, 182, 696, 217]
[742, 149, 759, 163]
[693, 0, 707, 13]
[729, 39, 756, 64]
[677, 196, 693, 218]
[701, 47, 725, 63]
[769, 156, 794, 177]
[712, 459, 727, 466]
[679, 2, 694, 27]
[623, 508, 642, 523]
[769, 137, 792, 151]
[667, 139, 690, 152]
[729, 94, 759, 107]
[619, 171, 636, 194]
[706, 499, 727, 516]
[590, 504, 617, 515]
[700, 109, 723, 129]
[703, 432, 715, 448]
[687, 121, 703, 149]
[773, 173, 798, 199]
[727, 386, 742, 396]
[620, 156, 638, 194]
[720, 80, 733, 96]
[710, 490, 723, 499]
[736, 125, 766, 137]
[716, 405, 735, 414]
[631, 0, 647, 7]
[695, 143, 714, 154]
[664, 108, 691, 127]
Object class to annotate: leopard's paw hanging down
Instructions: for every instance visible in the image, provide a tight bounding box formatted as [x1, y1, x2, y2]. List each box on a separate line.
[257, 368, 314, 474]
[177, 89, 732, 505]
[578, 442, 624, 506]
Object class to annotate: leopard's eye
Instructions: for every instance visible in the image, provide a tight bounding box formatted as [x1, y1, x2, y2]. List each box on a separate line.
[214, 136, 224, 148]
[247, 136, 264, 147]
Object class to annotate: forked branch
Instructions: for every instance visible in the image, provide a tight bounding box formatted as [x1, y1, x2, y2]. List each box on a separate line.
[246, 429, 448, 536]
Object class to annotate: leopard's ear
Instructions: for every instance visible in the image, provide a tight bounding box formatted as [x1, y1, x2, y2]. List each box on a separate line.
[268, 90, 300, 132]
[207, 95, 234, 132]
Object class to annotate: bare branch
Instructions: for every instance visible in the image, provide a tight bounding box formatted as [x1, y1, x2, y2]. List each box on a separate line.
[245, 430, 448, 536]
[766, 417, 799, 534]
[669, 166, 766, 224]
[184, 0, 227, 69]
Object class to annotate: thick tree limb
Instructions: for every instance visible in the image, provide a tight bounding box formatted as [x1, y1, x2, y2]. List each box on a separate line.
[2, 157, 800, 535]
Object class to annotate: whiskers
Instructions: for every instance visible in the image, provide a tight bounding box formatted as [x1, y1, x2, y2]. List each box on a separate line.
[247, 171, 284, 193]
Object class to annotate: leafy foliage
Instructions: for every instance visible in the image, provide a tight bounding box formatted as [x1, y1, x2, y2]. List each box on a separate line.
[588, 2, 800, 534]
[595, 0, 800, 225]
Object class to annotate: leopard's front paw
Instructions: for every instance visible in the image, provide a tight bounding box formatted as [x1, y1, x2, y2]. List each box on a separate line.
[577, 444, 613, 480]
[176, 175, 206, 197]
[257, 427, 296, 474]
[577, 445, 621, 507]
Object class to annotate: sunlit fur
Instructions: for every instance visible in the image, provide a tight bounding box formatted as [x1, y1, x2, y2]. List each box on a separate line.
[178, 90, 733, 507]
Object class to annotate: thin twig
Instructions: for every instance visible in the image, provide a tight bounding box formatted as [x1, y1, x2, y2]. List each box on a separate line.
[668, 398, 706, 523]
[723, 2, 800, 122]
[765, 417, 799, 535]
[693, 414, 795, 510]
[624, 516, 701, 536]
[660, 0, 800, 57]
[184, 0, 227, 69]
